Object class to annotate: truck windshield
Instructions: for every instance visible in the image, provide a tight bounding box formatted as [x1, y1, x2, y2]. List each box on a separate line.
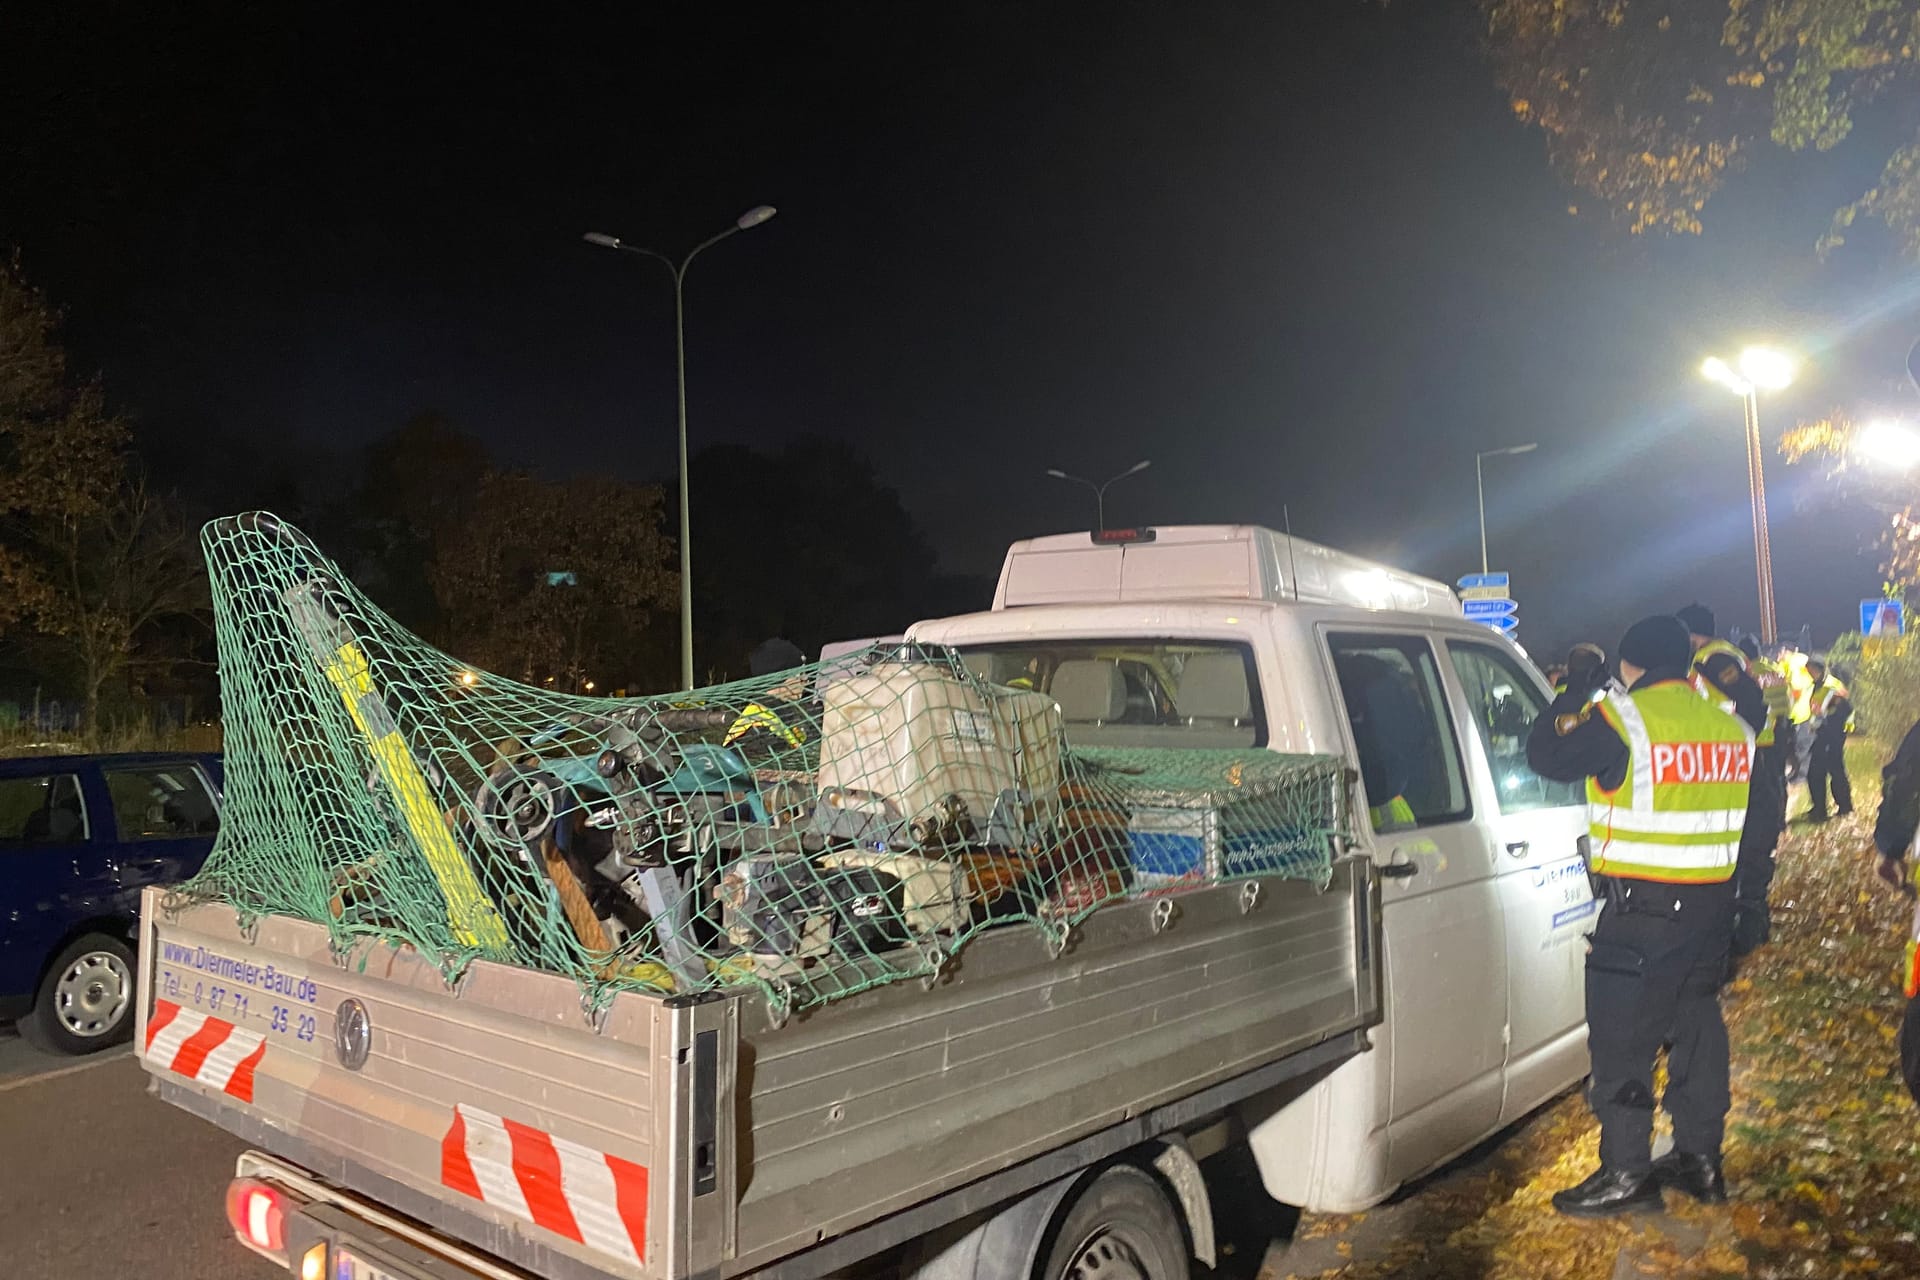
[954, 640, 1265, 749]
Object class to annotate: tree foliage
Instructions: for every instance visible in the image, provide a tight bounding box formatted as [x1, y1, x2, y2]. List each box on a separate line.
[1778, 411, 1920, 590]
[684, 438, 944, 679]
[1481, 0, 1920, 254]
[428, 470, 676, 690]
[0, 254, 207, 727]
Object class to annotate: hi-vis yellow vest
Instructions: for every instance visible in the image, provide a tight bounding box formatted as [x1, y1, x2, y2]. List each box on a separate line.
[1689, 638, 1775, 748]
[1751, 656, 1793, 728]
[1588, 680, 1754, 884]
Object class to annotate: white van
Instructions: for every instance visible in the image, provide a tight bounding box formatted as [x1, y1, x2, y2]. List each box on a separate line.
[913, 523, 1596, 1212]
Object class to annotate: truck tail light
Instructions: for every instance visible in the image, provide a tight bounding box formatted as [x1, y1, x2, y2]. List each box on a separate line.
[225, 1176, 289, 1261]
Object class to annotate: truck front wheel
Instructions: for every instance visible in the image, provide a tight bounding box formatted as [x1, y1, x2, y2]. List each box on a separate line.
[1036, 1165, 1189, 1280]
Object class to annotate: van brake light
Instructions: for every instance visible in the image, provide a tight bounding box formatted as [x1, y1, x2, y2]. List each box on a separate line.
[225, 1176, 290, 1261]
[1091, 528, 1156, 545]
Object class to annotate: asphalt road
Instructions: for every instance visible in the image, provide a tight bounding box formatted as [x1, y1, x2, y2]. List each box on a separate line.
[0, 1015, 1548, 1280]
[0, 1022, 279, 1280]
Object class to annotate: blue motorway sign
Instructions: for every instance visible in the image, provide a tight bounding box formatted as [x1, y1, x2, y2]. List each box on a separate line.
[1462, 598, 1518, 619]
[1863, 599, 1905, 638]
[1476, 615, 1520, 634]
[1458, 572, 1510, 590]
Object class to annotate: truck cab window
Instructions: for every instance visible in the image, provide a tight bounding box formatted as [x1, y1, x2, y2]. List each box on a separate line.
[1328, 634, 1470, 832]
[954, 640, 1264, 749]
[1447, 643, 1582, 813]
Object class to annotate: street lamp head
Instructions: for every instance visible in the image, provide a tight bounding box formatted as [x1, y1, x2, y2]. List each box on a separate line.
[1857, 419, 1920, 471]
[1123, 459, 1152, 476]
[735, 205, 778, 230]
[1700, 356, 1752, 397]
[1505, 442, 1538, 456]
[582, 232, 623, 249]
[1737, 345, 1796, 392]
[1045, 468, 1072, 480]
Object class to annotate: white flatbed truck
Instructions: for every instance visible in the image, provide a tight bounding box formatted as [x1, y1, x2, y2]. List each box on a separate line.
[140, 525, 1593, 1280]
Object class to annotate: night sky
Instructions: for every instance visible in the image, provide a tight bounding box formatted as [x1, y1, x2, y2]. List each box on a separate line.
[3, 1, 1913, 661]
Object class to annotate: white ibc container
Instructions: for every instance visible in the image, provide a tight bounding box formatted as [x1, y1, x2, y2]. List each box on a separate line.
[814, 662, 1063, 848]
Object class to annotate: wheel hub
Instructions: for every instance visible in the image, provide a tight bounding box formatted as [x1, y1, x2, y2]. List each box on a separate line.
[54, 951, 131, 1038]
[1066, 1229, 1150, 1280]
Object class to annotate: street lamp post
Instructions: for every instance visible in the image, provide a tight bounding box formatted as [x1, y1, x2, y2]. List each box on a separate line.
[1702, 346, 1796, 647]
[1045, 460, 1152, 533]
[584, 204, 778, 691]
[1474, 443, 1538, 575]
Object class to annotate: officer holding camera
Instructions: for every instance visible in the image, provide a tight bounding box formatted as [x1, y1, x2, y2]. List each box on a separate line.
[1527, 617, 1753, 1217]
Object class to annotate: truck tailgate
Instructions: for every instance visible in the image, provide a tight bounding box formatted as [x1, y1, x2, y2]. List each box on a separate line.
[137, 887, 727, 1280]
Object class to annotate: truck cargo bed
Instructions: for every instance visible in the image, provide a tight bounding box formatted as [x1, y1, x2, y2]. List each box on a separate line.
[139, 857, 1379, 1280]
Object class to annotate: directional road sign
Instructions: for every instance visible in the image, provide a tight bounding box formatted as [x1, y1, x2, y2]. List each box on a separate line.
[1462, 598, 1518, 619]
[1460, 586, 1510, 602]
[1864, 599, 1905, 638]
[1458, 572, 1510, 590]
[1481, 615, 1520, 634]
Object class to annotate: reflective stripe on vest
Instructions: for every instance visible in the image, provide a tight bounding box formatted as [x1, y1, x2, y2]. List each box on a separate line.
[1810, 679, 1849, 718]
[1369, 794, 1416, 833]
[1752, 658, 1793, 718]
[1587, 681, 1753, 884]
[723, 702, 805, 747]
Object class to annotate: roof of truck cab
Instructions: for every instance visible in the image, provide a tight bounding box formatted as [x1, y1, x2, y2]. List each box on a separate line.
[992, 524, 1461, 618]
[911, 598, 1504, 645]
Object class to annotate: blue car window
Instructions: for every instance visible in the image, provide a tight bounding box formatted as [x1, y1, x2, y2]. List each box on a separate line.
[0, 773, 87, 844]
[104, 765, 219, 841]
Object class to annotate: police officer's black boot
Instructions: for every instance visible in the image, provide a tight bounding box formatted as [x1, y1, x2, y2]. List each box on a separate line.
[1550, 1166, 1664, 1218]
[1651, 1150, 1727, 1204]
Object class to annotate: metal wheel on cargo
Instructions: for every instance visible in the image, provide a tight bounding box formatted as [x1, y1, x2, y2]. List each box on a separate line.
[20, 933, 136, 1055]
[1037, 1166, 1190, 1280]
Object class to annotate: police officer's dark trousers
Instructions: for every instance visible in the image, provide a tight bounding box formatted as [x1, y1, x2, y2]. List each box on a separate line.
[1585, 880, 1736, 1174]
[1808, 731, 1852, 817]
[1759, 740, 1791, 826]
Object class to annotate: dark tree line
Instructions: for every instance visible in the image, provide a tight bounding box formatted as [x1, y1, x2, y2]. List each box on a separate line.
[0, 258, 988, 730]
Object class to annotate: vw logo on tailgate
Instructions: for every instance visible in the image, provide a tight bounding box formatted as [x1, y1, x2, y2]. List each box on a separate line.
[334, 998, 371, 1070]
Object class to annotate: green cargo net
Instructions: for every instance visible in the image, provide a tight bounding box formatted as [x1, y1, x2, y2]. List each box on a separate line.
[175, 513, 1351, 1021]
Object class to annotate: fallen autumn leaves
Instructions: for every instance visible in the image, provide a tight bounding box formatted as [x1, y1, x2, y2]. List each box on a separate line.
[1281, 766, 1920, 1279]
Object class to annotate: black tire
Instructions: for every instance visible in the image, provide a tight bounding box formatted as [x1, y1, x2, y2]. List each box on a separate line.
[1036, 1165, 1190, 1280]
[19, 933, 137, 1055]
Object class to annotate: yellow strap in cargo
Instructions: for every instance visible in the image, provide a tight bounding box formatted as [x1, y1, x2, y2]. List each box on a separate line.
[322, 640, 511, 954]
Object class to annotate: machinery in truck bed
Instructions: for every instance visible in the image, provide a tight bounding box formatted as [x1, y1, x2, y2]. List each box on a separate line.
[139, 514, 1381, 1280]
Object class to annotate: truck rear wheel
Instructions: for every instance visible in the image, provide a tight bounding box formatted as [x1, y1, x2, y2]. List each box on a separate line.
[1036, 1165, 1189, 1280]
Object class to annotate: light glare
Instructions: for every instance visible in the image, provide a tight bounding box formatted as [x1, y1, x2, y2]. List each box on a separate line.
[1737, 345, 1796, 392]
[1857, 419, 1920, 471]
[1700, 356, 1751, 396]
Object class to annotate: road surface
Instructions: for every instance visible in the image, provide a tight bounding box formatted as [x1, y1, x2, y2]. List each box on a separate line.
[0, 1023, 276, 1280]
[1, 1016, 1555, 1280]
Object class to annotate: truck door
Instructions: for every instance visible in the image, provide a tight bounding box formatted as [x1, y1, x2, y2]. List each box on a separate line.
[1443, 640, 1595, 1124]
[1326, 631, 1506, 1177]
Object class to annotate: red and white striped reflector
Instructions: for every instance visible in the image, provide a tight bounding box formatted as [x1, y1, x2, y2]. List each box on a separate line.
[144, 999, 267, 1103]
[441, 1104, 648, 1266]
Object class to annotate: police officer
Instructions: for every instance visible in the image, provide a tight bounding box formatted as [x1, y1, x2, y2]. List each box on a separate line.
[1675, 605, 1778, 960]
[1740, 636, 1794, 825]
[1527, 616, 1753, 1216]
[723, 638, 812, 750]
[1804, 658, 1854, 821]
[1870, 715, 1920, 1105]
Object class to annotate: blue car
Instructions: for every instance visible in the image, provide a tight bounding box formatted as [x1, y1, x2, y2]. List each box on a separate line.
[0, 752, 224, 1054]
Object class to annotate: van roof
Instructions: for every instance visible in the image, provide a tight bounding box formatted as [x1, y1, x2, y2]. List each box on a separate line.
[992, 525, 1461, 619]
